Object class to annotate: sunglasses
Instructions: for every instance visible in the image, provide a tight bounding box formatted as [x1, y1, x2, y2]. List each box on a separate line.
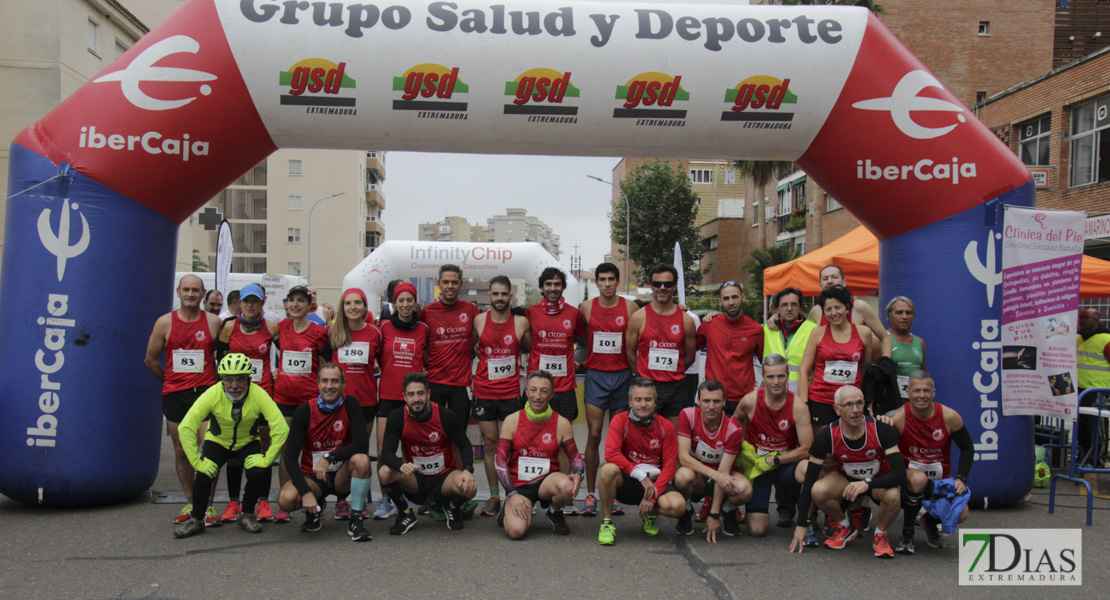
[651, 280, 676, 289]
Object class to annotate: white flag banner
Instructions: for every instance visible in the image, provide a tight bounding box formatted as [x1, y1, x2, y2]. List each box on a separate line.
[1000, 206, 1084, 419]
[215, 220, 233, 296]
[674, 241, 686, 306]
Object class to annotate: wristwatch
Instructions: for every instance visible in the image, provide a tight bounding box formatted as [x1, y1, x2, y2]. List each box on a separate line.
[773, 456, 781, 466]
[322, 452, 334, 464]
[864, 477, 873, 488]
[708, 512, 721, 520]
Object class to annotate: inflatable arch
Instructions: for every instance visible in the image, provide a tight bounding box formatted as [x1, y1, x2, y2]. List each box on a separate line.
[2, 0, 1034, 506]
[344, 241, 580, 306]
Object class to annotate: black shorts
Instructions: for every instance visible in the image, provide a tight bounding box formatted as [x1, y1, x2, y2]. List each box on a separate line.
[514, 474, 552, 505]
[163, 386, 208, 423]
[378, 399, 404, 420]
[652, 379, 688, 418]
[403, 471, 452, 505]
[361, 404, 378, 424]
[808, 400, 839, 427]
[472, 397, 522, 422]
[430, 383, 471, 420]
[549, 390, 578, 422]
[306, 471, 340, 498]
[277, 402, 300, 418]
[615, 474, 679, 506]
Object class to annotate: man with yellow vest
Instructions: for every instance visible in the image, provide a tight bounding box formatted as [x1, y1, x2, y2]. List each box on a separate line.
[764, 288, 817, 395]
[1077, 309, 1110, 460]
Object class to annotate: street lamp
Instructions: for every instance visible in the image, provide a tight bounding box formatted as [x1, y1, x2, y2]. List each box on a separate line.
[588, 175, 631, 292]
[306, 191, 345, 283]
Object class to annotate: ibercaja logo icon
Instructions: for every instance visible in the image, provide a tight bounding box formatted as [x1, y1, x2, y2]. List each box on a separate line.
[613, 72, 688, 125]
[722, 76, 796, 129]
[392, 63, 469, 119]
[503, 68, 579, 120]
[279, 59, 356, 115]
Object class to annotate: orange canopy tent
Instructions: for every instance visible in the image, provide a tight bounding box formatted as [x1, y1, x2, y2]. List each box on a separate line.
[763, 225, 1110, 299]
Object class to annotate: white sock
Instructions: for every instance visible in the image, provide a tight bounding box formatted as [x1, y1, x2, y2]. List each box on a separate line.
[722, 500, 735, 513]
[876, 528, 886, 535]
[839, 517, 851, 527]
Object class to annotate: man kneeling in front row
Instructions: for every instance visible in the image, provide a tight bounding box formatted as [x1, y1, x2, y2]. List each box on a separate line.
[278, 363, 374, 541]
[378, 372, 477, 535]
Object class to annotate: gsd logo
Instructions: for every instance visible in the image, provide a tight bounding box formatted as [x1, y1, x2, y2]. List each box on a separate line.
[393, 64, 469, 119]
[279, 59, 356, 115]
[722, 76, 796, 129]
[503, 68, 579, 122]
[614, 72, 688, 126]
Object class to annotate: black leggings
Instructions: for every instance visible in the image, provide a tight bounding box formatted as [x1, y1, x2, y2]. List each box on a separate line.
[191, 439, 271, 520]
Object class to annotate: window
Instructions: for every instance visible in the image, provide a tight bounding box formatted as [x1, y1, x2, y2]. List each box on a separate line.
[287, 261, 302, 276]
[87, 19, 100, 55]
[288, 227, 301, 243]
[288, 159, 302, 176]
[366, 231, 382, 248]
[1018, 115, 1052, 166]
[976, 91, 987, 104]
[704, 235, 719, 250]
[978, 21, 990, 36]
[232, 257, 266, 274]
[1070, 95, 1110, 187]
[723, 169, 736, 185]
[217, 189, 267, 220]
[690, 169, 713, 184]
[233, 162, 267, 186]
[232, 223, 267, 253]
[288, 194, 302, 210]
[114, 39, 128, 59]
[826, 193, 842, 212]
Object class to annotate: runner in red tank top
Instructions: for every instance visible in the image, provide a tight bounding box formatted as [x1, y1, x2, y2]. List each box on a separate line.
[804, 264, 890, 357]
[277, 364, 374, 539]
[378, 373, 477, 535]
[798, 285, 874, 430]
[579, 262, 639, 517]
[890, 370, 974, 553]
[733, 355, 814, 538]
[525, 267, 586, 422]
[496, 371, 584, 539]
[626, 264, 696, 424]
[420, 265, 480, 420]
[472, 276, 532, 516]
[673, 380, 750, 540]
[791, 386, 904, 556]
[145, 274, 222, 523]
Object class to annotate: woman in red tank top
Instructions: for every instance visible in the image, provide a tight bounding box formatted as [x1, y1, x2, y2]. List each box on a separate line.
[798, 285, 873, 428]
[219, 285, 279, 394]
[329, 288, 382, 440]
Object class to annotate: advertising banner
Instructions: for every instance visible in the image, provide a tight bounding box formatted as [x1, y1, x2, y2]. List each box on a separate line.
[215, 219, 233, 295]
[1000, 206, 1084, 418]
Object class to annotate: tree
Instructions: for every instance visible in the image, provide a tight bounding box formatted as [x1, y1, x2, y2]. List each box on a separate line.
[742, 243, 798, 318]
[191, 249, 209, 272]
[610, 160, 705, 287]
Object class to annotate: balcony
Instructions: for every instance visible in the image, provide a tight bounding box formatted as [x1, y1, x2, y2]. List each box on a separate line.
[365, 182, 385, 209]
[365, 151, 386, 181]
[778, 209, 807, 233]
[365, 218, 385, 236]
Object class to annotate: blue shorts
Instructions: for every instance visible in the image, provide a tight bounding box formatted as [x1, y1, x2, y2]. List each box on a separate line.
[746, 462, 798, 514]
[584, 368, 632, 411]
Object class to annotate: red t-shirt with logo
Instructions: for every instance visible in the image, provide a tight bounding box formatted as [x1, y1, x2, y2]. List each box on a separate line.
[526, 304, 586, 392]
[474, 316, 521, 400]
[744, 388, 800, 453]
[585, 297, 632, 371]
[228, 322, 274, 394]
[421, 300, 480, 387]
[605, 411, 678, 497]
[636, 304, 686, 383]
[164, 311, 216, 394]
[508, 415, 560, 489]
[808, 323, 866, 405]
[696, 313, 764, 401]
[274, 319, 329, 406]
[331, 324, 383, 407]
[898, 402, 952, 479]
[299, 399, 352, 477]
[377, 320, 429, 401]
[401, 403, 458, 476]
[677, 407, 744, 468]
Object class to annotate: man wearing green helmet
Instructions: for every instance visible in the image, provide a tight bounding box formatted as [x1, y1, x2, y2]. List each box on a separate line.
[174, 353, 290, 538]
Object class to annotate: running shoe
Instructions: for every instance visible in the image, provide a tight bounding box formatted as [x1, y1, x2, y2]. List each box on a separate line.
[676, 507, 694, 536]
[804, 524, 820, 547]
[445, 505, 464, 531]
[204, 506, 221, 527]
[776, 509, 795, 528]
[256, 500, 274, 522]
[873, 532, 895, 559]
[611, 502, 625, 516]
[173, 517, 205, 539]
[547, 508, 570, 535]
[416, 499, 432, 515]
[301, 498, 325, 532]
[580, 493, 598, 517]
[373, 498, 396, 520]
[429, 503, 446, 522]
[273, 507, 291, 523]
[562, 502, 578, 515]
[824, 521, 858, 550]
[237, 512, 263, 534]
[921, 514, 946, 548]
[173, 504, 193, 524]
[695, 500, 711, 522]
[390, 509, 418, 535]
[481, 497, 501, 517]
[220, 501, 242, 523]
[823, 513, 837, 538]
[334, 499, 351, 520]
[895, 527, 915, 555]
[736, 510, 746, 525]
[641, 514, 660, 536]
[348, 514, 372, 542]
[851, 506, 872, 536]
[598, 520, 616, 545]
[460, 499, 478, 520]
[721, 510, 740, 537]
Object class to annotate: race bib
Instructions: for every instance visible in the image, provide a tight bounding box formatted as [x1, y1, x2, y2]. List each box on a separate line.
[338, 342, 370, 365]
[173, 349, 204, 374]
[823, 360, 857, 384]
[694, 440, 724, 465]
[897, 375, 909, 399]
[487, 356, 516, 381]
[843, 460, 879, 480]
[592, 332, 622, 354]
[311, 451, 341, 473]
[634, 464, 661, 479]
[249, 358, 264, 383]
[517, 456, 550, 482]
[414, 453, 446, 475]
[282, 350, 311, 375]
[539, 354, 567, 378]
[909, 460, 944, 480]
[648, 347, 680, 372]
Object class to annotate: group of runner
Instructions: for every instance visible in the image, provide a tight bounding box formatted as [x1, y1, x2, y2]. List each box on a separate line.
[149, 262, 973, 555]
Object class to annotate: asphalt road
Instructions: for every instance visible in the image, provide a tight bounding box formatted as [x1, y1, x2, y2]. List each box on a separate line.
[1, 429, 1107, 600]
